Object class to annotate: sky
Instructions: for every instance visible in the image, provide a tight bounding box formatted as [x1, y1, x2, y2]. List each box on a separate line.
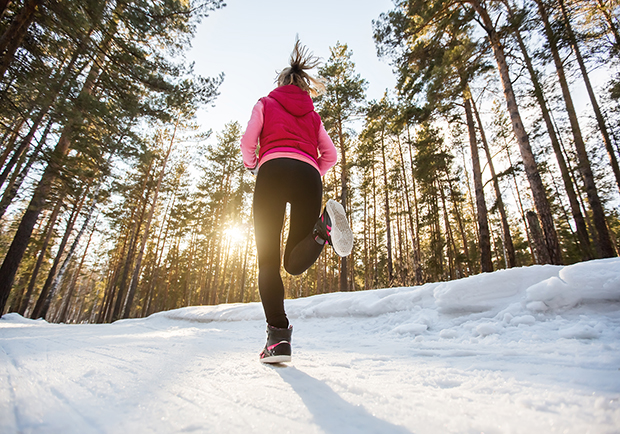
[186, 0, 397, 138]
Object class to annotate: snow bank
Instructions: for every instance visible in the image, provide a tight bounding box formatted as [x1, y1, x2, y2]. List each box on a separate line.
[526, 257, 620, 310]
[155, 258, 620, 326]
[157, 302, 265, 323]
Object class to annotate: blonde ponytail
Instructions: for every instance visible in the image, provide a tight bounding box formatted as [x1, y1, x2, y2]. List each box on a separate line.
[277, 39, 325, 97]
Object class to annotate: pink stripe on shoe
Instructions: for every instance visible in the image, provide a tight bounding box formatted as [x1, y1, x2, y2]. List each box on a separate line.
[267, 341, 286, 351]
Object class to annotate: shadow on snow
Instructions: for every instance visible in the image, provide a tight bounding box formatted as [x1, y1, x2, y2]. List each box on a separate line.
[276, 366, 413, 434]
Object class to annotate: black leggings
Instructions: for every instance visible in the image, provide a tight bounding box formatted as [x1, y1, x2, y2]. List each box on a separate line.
[253, 158, 324, 328]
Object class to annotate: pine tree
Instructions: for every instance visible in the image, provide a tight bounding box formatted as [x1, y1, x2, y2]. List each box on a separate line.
[0, 0, 224, 314]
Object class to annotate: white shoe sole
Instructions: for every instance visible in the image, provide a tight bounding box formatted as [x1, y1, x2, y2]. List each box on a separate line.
[260, 355, 291, 364]
[326, 199, 353, 257]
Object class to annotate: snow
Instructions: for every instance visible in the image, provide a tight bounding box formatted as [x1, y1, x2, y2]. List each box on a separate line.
[1, 258, 620, 433]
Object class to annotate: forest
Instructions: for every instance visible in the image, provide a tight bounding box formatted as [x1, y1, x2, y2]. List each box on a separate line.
[0, 0, 618, 323]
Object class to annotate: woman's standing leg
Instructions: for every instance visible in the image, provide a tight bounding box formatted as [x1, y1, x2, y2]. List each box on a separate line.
[253, 159, 324, 328]
[253, 163, 288, 329]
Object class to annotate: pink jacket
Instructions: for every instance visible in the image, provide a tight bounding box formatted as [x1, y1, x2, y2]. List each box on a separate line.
[240, 93, 337, 177]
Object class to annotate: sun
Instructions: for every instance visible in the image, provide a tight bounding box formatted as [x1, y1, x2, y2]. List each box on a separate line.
[224, 226, 246, 244]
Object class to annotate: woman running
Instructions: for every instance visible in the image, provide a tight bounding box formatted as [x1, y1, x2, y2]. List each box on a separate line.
[240, 40, 353, 363]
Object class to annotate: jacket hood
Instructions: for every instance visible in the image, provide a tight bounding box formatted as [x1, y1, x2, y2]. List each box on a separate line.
[267, 85, 315, 117]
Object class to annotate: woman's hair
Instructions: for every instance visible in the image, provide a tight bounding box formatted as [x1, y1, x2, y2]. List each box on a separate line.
[276, 39, 325, 97]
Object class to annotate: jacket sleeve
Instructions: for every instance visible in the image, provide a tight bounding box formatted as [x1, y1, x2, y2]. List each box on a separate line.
[240, 100, 264, 169]
[316, 121, 337, 176]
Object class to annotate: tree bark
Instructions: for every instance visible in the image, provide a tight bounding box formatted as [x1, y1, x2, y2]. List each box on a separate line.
[464, 94, 493, 272]
[526, 211, 551, 264]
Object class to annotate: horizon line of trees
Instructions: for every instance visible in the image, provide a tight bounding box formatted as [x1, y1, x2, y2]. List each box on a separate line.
[0, 0, 618, 323]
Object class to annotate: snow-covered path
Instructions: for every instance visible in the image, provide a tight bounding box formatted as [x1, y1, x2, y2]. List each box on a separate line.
[2, 259, 620, 433]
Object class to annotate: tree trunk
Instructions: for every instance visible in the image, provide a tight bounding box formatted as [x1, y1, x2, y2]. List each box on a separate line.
[505, 1, 593, 260]
[464, 94, 493, 272]
[31, 190, 87, 319]
[112, 183, 150, 321]
[144, 192, 176, 316]
[504, 139, 536, 261]
[122, 120, 178, 318]
[363, 189, 369, 290]
[431, 179, 444, 279]
[395, 193, 405, 284]
[0, 125, 75, 314]
[469, 0, 562, 264]
[372, 163, 379, 286]
[46, 179, 102, 319]
[526, 211, 551, 264]
[406, 128, 422, 285]
[0, 120, 25, 170]
[17, 198, 63, 316]
[380, 130, 394, 284]
[534, 0, 614, 258]
[55, 213, 98, 323]
[446, 170, 472, 275]
[98, 233, 130, 323]
[144, 194, 176, 316]
[439, 183, 457, 279]
[0, 30, 88, 193]
[471, 95, 517, 268]
[397, 134, 421, 283]
[0, 0, 43, 78]
[559, 0, 620, 195]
